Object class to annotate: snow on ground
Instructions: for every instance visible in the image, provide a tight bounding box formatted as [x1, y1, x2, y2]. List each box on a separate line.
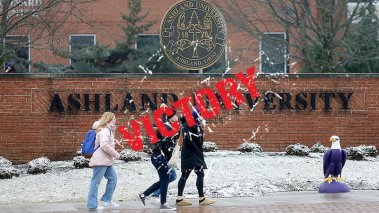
[0, 151, 379, 205]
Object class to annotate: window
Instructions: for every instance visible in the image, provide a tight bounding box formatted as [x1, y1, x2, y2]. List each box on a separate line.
[69, 34, 96, 65]
[4, 35, 30, 72]
[136, 34, 160, 52]
[203, 48, 227, 73]
[136, 34, 168, 73]
[260, 33, 287, 73]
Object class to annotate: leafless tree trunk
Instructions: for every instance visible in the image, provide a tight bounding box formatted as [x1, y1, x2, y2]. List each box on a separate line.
[0, 0, 95, 64]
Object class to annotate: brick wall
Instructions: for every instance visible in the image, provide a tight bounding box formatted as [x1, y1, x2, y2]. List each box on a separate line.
[1, 73, 379, 163]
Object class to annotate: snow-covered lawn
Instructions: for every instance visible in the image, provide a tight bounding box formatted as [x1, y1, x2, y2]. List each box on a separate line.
[1, 151, 379, 205]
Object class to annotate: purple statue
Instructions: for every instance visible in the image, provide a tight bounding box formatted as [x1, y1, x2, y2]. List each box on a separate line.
[319, 136, 350, 193]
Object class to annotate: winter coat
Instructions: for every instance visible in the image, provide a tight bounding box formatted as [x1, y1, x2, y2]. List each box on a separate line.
[152, 120, 179, 161]
[180, 120, 207, 171]
[89, 125, 120, 167]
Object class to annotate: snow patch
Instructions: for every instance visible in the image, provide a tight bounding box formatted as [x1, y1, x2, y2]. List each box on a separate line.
[203, 141, 218, 152]
[0, 166, 20, 179]
[73, 156, 89, 169]
[238, 142, 263, 153]
[119, 149, 142, 162]
[0, 152, 379, 204]
[310, 142, 326, 153]
[27, 157, 52, 174]
[285, 143, 310, 156]
[0, 156, 12, 167]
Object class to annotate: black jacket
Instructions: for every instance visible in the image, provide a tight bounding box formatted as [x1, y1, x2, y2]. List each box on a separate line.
[180, 118, 207, 171]
[152, 119, 179, 161]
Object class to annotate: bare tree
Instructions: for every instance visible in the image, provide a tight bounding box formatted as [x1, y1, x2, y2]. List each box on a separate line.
[0, 0, 95, 67]
[215, 0, 379, 73]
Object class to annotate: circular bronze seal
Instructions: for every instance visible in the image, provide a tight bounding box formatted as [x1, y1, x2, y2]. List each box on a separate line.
[160, 0, 227, 70]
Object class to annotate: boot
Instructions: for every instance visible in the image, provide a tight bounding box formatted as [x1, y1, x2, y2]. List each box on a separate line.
[199, 197, 215, 206]
[176, 199, 192, 206]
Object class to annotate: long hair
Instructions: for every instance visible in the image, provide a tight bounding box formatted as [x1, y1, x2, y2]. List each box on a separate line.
[96, 112, 115, 133]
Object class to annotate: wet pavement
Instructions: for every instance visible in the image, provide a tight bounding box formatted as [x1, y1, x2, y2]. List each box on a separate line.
[1, 190, 379, 213]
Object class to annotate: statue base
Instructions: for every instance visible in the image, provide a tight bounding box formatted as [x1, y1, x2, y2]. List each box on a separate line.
[319, 180, 350, 193]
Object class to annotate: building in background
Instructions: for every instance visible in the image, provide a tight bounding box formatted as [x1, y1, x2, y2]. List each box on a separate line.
[0, 0, 294, 73]
[2, 0, 379, 73]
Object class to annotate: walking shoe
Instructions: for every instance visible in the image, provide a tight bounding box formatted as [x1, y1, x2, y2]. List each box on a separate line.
[139, 193, 146, 206]
[175, 199, 192, 206]
[160, 202, 176, 211]
[88, 205, 104, 210]
[199, 197, 215, 206]
[102, 201, 120, 208]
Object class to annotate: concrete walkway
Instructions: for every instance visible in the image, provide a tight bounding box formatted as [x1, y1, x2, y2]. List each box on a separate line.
[1, 190, 379, 213]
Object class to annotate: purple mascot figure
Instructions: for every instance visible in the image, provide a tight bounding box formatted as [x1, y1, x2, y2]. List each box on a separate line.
[319, 135, 350, 193]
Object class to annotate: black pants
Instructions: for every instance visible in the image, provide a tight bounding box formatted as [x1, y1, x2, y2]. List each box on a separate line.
[177, 168, 204, 197]
[143, 154, 170, 204]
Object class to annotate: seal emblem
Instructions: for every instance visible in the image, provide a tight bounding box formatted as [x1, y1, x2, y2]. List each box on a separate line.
[160, 0, 227, 70]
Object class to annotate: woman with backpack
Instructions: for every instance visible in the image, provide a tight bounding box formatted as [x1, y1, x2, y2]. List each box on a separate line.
[138, 104, 179, 211]
[87, 112, 121, 210]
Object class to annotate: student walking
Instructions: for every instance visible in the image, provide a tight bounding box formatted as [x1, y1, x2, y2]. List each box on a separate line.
[87, 112, 121, 210]
[176, 107, 215, 206]
[151, 169, 177, 198]
[139, 105, 179, 211]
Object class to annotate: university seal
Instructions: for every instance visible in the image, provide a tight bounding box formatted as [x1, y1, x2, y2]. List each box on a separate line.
[160, 0, 227, 70]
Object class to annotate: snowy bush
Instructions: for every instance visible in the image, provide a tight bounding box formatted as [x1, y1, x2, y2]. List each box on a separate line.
[310, 142, 326, 153]
[346, 147, 365, 161]
[346, 145, 376, 160]
[285, 143, 310, 156]
[74, 150, 82, 157]
[203, 141, 218, 152]
[0, 156, 12, 167]
[27, 157, 52, 174]
[238, 142, 263, 153]
[0, 156, 20, 179]
[0, 166, 20, 179]
[119, 149, 142, 162]
[73, 156, 89, 169]
[360, 145, 377, 157]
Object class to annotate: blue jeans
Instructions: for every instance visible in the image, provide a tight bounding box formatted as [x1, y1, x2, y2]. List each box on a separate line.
[151, 168, 177, 197]
[87, 166, 117, 209]
[142, 154, 170, 204]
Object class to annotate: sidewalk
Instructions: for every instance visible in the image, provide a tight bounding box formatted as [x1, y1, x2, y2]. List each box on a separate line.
[1, 190, 379, 213]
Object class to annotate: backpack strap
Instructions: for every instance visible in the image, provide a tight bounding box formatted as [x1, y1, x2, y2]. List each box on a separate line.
[107, 127, 112, 137]
[94, 127, 113, 153]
